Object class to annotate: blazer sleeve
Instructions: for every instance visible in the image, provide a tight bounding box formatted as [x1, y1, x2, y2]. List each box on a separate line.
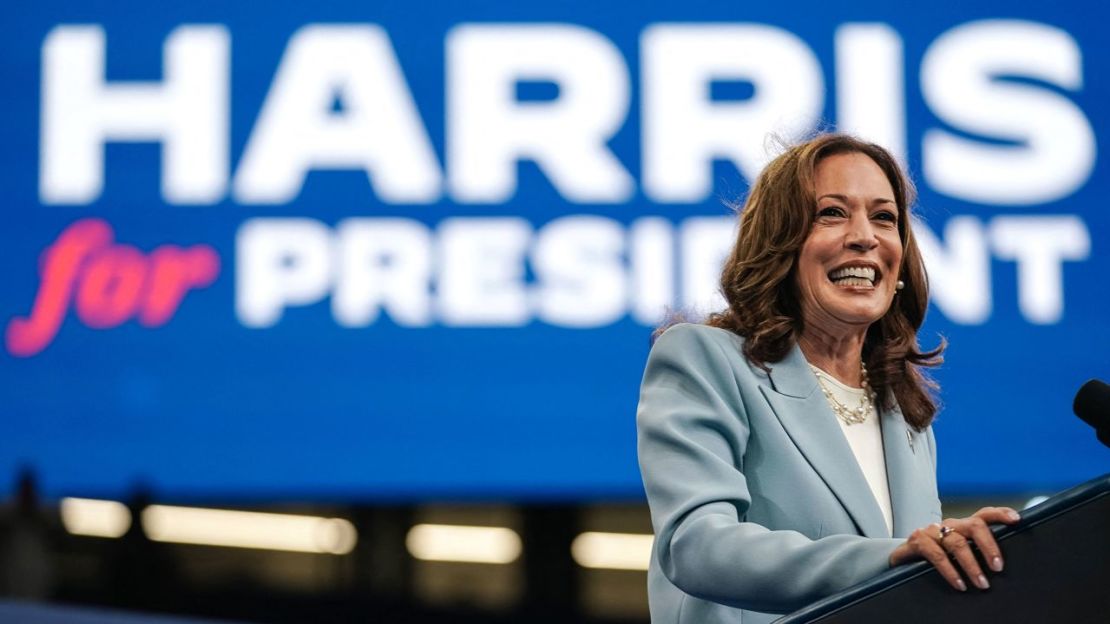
[637, 325, 904, 614]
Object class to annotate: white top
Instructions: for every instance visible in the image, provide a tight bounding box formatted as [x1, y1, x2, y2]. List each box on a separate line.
[812, 368, 894, 537]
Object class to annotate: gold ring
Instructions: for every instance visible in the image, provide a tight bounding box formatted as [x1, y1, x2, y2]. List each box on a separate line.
[938, 525, 956, 541]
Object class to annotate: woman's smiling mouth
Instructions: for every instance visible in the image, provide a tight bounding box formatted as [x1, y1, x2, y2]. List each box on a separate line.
[828, 265, 879, 288]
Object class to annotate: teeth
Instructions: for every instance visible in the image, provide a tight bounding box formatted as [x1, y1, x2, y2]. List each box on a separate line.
[829, 266, 876, 282]
[836, 277, 874, 287]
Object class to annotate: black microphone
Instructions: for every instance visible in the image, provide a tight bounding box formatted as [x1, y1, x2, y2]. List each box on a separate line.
[1073, 379, 1110, 448]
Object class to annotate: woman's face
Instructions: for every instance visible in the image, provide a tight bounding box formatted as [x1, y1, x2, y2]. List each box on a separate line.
[796, 151, 903, 336]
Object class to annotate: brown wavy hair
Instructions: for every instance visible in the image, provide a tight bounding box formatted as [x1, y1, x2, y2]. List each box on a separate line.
[705, 133, 943, 429]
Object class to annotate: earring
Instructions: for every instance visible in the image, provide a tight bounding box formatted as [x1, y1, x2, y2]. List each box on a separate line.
[895, 280, 905, 291]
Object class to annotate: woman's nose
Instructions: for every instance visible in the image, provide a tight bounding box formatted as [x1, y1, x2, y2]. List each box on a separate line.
[845, 214, 879, 251]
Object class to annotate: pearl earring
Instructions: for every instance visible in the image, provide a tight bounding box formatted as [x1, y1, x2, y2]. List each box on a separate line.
[895, 280, 905, 291]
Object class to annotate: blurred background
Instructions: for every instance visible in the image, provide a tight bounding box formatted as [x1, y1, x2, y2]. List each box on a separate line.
[1, 0, 1107, 621]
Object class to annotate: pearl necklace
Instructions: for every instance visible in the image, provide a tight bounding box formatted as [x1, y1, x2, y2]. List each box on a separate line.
[809, 362, 874, 426]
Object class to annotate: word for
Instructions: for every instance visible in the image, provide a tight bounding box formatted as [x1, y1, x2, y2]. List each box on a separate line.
[5, 219, 220, 357]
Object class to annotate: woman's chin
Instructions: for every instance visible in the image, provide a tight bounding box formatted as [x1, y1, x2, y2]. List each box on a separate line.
[817, 290, 891, 322]
[825, 302, 890, 327]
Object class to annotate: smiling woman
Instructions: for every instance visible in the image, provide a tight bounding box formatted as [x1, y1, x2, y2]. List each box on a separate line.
[705, 134, 937, 430]
[636, 133, 1023, 624]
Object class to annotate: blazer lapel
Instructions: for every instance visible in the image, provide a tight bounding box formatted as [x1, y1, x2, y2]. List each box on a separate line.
[881, 405, 936, 537]
[758, 344, 889, 538]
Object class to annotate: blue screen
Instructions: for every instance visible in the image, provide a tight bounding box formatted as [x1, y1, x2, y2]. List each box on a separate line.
[2, 0, 1107, 501]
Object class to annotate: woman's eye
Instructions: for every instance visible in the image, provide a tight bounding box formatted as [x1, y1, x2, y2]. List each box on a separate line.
[873, 211, 898, 223]
[817, 206, 845, 218]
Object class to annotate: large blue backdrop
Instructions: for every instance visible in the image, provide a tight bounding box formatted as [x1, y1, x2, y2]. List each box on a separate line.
[2, 0, 1107, 501]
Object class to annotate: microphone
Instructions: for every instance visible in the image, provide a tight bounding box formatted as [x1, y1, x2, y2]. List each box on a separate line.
[1073, 379, 1110, 448]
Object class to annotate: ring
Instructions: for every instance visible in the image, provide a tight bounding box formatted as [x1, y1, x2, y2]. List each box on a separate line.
[938, 525, 956, 541]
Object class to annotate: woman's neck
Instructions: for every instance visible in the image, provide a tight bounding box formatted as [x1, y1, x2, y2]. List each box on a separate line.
[797, 328, 867, 387]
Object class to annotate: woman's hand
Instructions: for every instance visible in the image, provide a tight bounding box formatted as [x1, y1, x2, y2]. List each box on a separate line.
[889, 507, 1021, 591]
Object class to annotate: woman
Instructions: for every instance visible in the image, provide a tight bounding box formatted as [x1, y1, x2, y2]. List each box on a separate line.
[636, 133, 1020, 624]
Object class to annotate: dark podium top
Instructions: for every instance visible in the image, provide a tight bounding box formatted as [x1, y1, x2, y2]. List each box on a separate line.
[776, 473, 1110, 623]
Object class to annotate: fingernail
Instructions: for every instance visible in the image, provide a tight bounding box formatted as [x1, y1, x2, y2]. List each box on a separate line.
[977, 574, 990, 590]
[1007, 510, 1021, 522]
[991, 556, 1003, 572]
[955, 579, 967, 592]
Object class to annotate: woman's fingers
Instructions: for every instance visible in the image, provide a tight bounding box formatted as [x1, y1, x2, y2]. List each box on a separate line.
[939, 526, 989, 589]
[973, 506, 1022, 525]
[962, 514, 1004, 572]
[917, 527, 967, 591]
[899, 509, 1023, 592]
[968, 506, 1021, 572]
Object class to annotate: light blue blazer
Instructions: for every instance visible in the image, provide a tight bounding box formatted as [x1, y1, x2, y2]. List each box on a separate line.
[637, 324, 943, 624]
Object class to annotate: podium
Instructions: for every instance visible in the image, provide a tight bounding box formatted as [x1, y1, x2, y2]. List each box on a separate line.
[776, 473, 1110, 623]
